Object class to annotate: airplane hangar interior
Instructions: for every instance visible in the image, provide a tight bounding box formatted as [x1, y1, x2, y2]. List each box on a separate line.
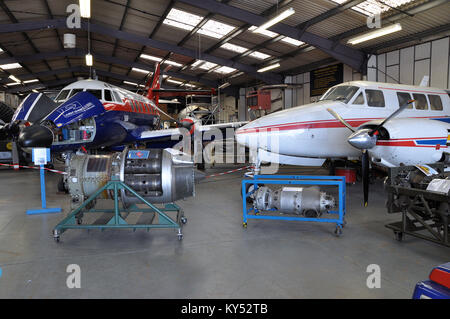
[0, 0, 449, 301]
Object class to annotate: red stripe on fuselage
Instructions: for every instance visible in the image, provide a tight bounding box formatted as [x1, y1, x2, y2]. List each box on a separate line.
[102, 99, 160, 116]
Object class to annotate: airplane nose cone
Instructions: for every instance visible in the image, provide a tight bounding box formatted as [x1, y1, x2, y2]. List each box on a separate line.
[18, 125, 53, 148]
[348, 129, 377, 150]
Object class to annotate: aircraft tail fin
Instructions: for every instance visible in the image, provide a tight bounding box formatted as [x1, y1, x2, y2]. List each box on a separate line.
[145, 63, 161, 104]
[419, 75, 429, 87]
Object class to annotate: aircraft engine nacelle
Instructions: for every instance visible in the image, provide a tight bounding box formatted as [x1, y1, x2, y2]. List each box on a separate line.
[66, 148, 201, 207]
[360, 118, 449, 167]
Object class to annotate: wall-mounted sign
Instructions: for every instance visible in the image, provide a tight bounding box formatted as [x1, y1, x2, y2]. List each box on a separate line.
[310, 63, 343, 97]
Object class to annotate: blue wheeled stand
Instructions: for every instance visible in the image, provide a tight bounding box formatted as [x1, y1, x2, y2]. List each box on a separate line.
[26, 164, 61, 215]
[242, 175, 346, 236]
[52, 177, 186, 242]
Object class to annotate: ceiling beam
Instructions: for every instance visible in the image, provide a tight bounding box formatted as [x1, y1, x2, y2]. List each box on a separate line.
[177, 0, 366, 71]
[0, 49, 227, 88]
[0, 18, 282, 84]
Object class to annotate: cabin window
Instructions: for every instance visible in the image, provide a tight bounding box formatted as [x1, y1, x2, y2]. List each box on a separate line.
[320, 85, 359, 103]
[55, 89, 70, 102]
[412, 93, 428, 110]
[366, 89, 385, 107]
[112, 91, 121, 103]
[68, 89, 83, 98]
[352, 92, 365, 105]
[104, 89, 113, 102]
[396, 92, 413, 109]
[86, 89, 103, 100]
[428, 94, 443, 111]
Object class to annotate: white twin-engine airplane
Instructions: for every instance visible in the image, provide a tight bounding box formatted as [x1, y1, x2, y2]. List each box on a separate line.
[235, 78, 450, 205]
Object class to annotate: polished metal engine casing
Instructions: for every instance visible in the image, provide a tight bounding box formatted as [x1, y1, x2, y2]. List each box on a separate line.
[66, 148, 195, 206]
[254, 186, 335, 216]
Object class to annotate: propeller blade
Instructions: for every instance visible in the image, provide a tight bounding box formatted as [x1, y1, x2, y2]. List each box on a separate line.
[369, 99, 415, 135]
[326, 108, 355, 132]
[362, 150, 370, 207]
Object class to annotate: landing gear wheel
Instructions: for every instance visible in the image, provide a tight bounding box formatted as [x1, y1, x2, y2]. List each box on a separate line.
[334, 225, 343, 237]
[394, 231, 403, 242]
[243, 222, 247, 228]
[180, 217, 187, 225]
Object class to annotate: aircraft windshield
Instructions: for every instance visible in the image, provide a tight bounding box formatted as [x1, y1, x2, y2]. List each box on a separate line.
[320, 86, 359, 103]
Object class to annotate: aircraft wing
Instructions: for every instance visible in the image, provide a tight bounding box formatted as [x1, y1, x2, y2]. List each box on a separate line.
[137, 121, 248, 143]
[198, 121, 248, 132]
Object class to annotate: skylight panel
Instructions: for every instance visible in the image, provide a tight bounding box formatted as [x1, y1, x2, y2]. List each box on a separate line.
[0, 63, 22, 70]
[330, 0, 415, 16]
[214, 66, 237, 74]
[220, 43, 247, 54]
[249, 51, 271, 60]
[163, 8, 203, 31]
[198, 19, 235, 39]
[192, 60, 218, 70]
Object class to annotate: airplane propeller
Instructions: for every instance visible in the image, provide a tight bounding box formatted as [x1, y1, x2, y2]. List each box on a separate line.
[327, 99, 415, 206]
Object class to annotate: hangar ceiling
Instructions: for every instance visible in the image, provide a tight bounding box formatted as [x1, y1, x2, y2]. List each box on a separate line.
[0, 0, 449, 94]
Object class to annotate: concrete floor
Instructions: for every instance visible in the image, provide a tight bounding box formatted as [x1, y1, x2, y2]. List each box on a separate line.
[0, 164, 447, 299]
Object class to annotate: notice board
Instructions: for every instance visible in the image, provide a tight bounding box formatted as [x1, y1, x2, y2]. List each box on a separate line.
[310, 63, 343, 97]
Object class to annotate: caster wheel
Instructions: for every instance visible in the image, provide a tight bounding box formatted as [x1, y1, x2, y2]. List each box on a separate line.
[342, 219, 347, 228]
[180, 217, 187, 225]
[178, 234, 184, 241]
[243, 222, 247, 228]
[334, 226, 343, 237]
[394, 231, 403, 242]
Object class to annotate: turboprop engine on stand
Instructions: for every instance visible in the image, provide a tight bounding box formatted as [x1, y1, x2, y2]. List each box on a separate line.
[66, 148, 202, 207]
[253, 186, 335, 217]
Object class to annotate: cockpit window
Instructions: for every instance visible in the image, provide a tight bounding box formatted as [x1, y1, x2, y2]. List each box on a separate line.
[55, 89, 70, 102]
[320, 86, 359, 103]
[86, 89, 103, 100]
[68, 89, 83, 98]
[104, 89, 113, 102]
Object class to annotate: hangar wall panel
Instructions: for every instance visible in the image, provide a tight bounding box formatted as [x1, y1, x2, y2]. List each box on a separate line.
[431, 38, 449, 88]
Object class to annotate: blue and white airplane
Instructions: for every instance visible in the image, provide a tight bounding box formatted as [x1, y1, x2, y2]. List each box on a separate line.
[0, 64, 245, 153]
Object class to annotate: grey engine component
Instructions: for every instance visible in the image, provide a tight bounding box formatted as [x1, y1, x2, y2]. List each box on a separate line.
[67, 148, 196, 207]
[254, 186, 335, 217]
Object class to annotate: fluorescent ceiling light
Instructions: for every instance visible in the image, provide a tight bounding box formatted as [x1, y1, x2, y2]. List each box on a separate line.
[257, 63, 280, 73]
[23, 79, 39, 84]
[123, 81, 138, 86]
[197, 19, 235, 39]
[248, 25, 278, 38]
[140, 54, 162, 62]
[218, 82, 230, 89]
[281, 37, 304, 46]
[214, 66, 236, 74]
[249, 25, 304, 46]
[167, 79, 183, 85]
[183, 83, 196, 88]
[6, 82, 20, 86]
[253, 7, 295, 33]
[132, 67, 151, 74]
[163, 8, 203, 32]
[0, 63, 22, 70]
[8, 75, 21, 83]
[347, 23, 402, 45]
[228, 71, 244, 79]
[32, 89, 39, 93]
[79, 0, 91, 18]
[331, 0, 414, 17]
[164, 60, 183, 67]
[85, 53, 93, 66]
